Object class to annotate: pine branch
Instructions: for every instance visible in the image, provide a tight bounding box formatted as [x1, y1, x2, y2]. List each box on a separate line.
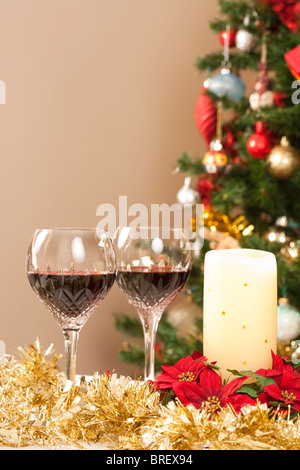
[114, 313, 143, 337]
[176, 152, 205, 175]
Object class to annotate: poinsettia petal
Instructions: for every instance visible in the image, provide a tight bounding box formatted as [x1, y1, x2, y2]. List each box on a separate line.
[174, 357, 192, 371]
[154, 377, 176, 390]
[189, 361, 206, 377]
[181, 356, 199, 371]
[223, 394, 256, 413]
[292, 377, 300, 389]
[160, 365, 181, 379]
[271, 351, 284, 371]
[255, 368, 282, 378]
[154, 379, 172, 389]
[271, 351, 294, 374]
[280, 370, 295, 389]
[199, 368, 222, 396]
[173, 382, 205, 408]
[257, 392, 269, 405]
[191, 351, 207, 361]
[221, 376, 248, 399]
[263, 384, 283, 402]
[290, 403, 300, 414]
[291, 390, 300, 402]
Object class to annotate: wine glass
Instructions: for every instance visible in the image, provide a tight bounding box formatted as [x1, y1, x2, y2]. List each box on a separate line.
[114, 226, 192, 381]
[26, 228, 116, 382]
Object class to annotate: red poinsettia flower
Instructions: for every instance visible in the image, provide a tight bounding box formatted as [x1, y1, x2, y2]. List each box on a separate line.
[173, 368, 256, 414]
[256, 351, 300, 389]
[154, 353, 208, 391]
[258, 370, 300, 413]
[257, 350, 293, 374]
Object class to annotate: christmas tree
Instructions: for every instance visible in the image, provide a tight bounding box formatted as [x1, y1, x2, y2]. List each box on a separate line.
[116, 0, 300, 370]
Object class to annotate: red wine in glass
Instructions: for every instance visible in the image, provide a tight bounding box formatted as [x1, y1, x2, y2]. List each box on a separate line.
[117, 266, 191, 315]
[28, 271, 115, 330]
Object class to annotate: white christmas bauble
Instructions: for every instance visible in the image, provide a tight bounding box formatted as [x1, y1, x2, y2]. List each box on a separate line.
[277, 298, 300, 342]
[235, 29, 257, 52]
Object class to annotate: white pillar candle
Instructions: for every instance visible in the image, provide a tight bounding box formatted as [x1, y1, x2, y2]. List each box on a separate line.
[203, 249, 277, 380]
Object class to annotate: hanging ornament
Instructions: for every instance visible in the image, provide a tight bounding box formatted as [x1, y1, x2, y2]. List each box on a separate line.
[277, 297, 300, 343]
[208, 68, 245, 102]
[208, 26, 245, 102]
[266, 136, 300, 179]
[235, 30, 257, 52]
[218, 27, 237, 48]
[202, 101, 228, 174]
[176, 176, 200, 206]
[202, 140, 228, 174]
[235, 11, 258, 52]
[176, 177, 202, 257]
[194, 88, 217, 148]
[246, 121, 271, 159]
[249, 37, 274, 111]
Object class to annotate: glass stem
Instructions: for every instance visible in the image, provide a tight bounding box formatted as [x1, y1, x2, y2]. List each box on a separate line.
[63, 329, 79, 383]
[141, 314, 160, 382]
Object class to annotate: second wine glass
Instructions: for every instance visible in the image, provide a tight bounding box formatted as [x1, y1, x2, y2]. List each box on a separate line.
[114, 226, 192, 381]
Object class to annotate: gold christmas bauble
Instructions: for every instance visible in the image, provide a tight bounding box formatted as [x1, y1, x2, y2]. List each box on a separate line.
[266, 137, 300, 180]
[202, 139, 228, 175]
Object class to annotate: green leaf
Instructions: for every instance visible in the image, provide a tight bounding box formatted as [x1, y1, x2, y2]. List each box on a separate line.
[253, 375, 277, 389]
[227, 369, 255, 377]
[198, 361, 220, 371]
[161, 390, 176, 406]
[227, 369, 277, 390]
[236, 384, 259, 399]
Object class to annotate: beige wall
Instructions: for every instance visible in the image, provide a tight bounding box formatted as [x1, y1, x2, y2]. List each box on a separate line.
[0, 0, 220, 376]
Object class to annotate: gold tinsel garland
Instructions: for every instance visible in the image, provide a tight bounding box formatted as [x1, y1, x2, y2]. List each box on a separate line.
[203, 208, 254, 240]
[1, 339, 300, 450]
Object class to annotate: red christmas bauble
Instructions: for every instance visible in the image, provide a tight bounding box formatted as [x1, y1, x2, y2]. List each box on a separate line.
[246, 121, 271, 159]
[194, 91, 217, 148]
[219, 28, 237, 48]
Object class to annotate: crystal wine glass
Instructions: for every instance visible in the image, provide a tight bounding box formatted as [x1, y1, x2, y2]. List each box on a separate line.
[26, 228, 116, 382]
[114, 226, 192, 381]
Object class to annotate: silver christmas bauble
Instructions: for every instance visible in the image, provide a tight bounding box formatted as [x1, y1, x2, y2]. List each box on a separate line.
[177, 177, 200, 205]
[235, 29, 257, 52]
